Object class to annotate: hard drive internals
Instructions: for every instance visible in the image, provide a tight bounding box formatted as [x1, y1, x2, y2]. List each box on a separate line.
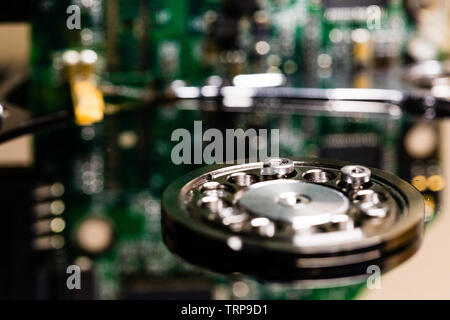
[162, 158, 425, 284]
[26, 102, 439, 300]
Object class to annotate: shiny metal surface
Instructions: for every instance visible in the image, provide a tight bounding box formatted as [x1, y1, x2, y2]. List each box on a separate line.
[239, 180, 349, 224]
[340, 165, 372, 189]
[260, 157, 295, 177]
[162, 158, 425, 282]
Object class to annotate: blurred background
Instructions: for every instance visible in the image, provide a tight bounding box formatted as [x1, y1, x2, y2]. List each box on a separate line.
[0, 0, 449, 299]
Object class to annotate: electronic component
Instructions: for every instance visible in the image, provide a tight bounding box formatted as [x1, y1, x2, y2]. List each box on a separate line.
[404, 122, 438, 159]
[75, 217, 114, 255]
[62, 49, 105, 126]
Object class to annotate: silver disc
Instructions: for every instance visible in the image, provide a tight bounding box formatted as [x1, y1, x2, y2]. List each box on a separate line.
[238, 180, 349, 225]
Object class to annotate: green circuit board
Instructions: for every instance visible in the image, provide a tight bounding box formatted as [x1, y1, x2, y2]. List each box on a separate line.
[30, 0, 413, 115]
[28, 0, 441, 300]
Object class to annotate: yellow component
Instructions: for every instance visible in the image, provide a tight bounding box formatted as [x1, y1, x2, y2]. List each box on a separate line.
[353, 42, 371, 66]
[62, 49, 104, 126]
[411, 175, 427, 191]
[71, 80, 105, 126]
[353, 72, 372, 88]
[427, 174, 445, 192]
[423, 194, 436, 222]
[352, 29, 372, 67]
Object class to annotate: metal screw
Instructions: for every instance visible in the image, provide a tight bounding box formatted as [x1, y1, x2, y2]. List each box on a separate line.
[353, 189, 388, 219]
[340, 165, 371, 188]
[261, 157, 295, 176]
